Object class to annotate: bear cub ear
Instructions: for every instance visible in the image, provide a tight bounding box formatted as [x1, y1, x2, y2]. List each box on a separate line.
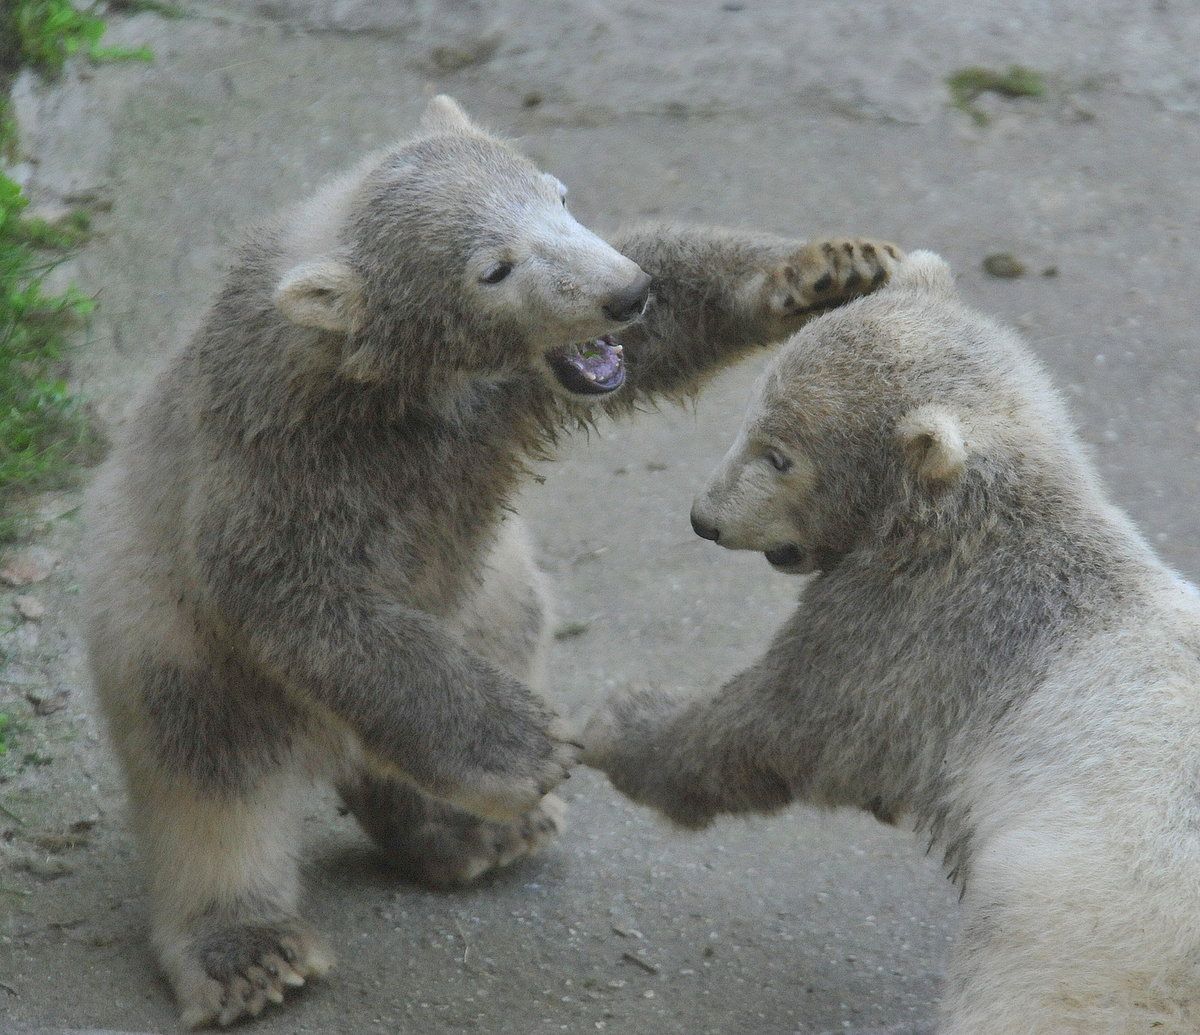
[419, 94, 479, 136]
[274, 258, 364, 334]
[897, 403, 968, 484]
[888, 250, 956, 297]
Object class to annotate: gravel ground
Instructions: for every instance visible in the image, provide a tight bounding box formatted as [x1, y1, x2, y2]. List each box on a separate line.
[1, 1, 1197, 1032]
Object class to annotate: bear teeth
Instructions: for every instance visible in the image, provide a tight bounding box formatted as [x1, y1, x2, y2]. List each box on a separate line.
[546, 336, 626, 396]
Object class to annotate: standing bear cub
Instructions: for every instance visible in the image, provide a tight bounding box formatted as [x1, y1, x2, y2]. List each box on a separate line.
[584, 252, 1200, 1034]
[85, 94, 900, 1027]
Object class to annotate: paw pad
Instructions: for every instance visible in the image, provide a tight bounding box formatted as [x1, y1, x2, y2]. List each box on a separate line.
[172, 921, 332, 1028]
[767, 237, 904, 319]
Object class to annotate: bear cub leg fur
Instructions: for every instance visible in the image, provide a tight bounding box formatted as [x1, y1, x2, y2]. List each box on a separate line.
[336, 519, 566, 886]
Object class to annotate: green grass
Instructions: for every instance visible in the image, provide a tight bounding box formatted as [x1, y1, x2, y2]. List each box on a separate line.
[0, 173, 96, 540]
[1, 0, 155, 157]
[0, 96, 16, 163]
[3, 1, 153, 81]
[0, 1, 148, 538]
[947, 64, 1046, 125]
[15, 207, 92, 249]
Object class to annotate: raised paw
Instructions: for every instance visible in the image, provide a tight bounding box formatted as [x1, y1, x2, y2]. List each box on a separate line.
[765, 238, 903, 321]
[161, 918, 333, 1029]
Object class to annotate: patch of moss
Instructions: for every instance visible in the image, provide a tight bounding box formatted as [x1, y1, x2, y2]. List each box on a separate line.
[947, 64, 1046, 126]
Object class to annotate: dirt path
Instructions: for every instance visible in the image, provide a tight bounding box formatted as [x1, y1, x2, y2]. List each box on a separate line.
[2, 2, 1198, 1032]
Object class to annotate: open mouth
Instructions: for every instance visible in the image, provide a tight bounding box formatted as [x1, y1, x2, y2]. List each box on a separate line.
[546, 336, 626, 396]
[764, 544, 821, 575]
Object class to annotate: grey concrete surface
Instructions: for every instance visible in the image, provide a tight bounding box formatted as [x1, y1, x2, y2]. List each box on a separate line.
[1, 1, 1197, 1032]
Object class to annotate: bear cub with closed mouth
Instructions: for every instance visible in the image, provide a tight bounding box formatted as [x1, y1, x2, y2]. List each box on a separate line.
[584, 252, 1200, 1034]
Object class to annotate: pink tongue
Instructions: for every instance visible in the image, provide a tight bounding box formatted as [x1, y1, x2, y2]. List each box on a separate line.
[572, 341, 621, 381]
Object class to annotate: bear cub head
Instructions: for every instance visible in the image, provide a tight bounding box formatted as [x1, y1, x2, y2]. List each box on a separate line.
[690, 251, 1079, 574]
[273, 95, 651, 400]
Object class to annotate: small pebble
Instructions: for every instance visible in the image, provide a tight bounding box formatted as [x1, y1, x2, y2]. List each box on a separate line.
[0, 547, 60, 587]
[13, 595, 45, 621]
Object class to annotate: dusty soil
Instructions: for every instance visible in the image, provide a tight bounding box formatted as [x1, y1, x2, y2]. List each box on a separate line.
[2, 1, 1198, 1032]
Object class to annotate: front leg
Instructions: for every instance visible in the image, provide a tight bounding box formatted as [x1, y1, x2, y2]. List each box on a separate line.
[580, 666, 796, 829]
[607, 226, 901, 404]
[258, 600, 579, 822]
[203, 569, 578, 822]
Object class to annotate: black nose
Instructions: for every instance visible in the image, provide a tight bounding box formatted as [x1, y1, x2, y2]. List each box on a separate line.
[691, 511, 720, 542]
[602, 271, 653, 323]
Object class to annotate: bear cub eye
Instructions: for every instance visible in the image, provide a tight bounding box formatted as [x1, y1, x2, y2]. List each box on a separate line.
[765, 448, 793, 473]
[480, 262, 514, 285]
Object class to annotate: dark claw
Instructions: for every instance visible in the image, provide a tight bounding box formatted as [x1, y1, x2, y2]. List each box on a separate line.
[813, 272, 833, 293]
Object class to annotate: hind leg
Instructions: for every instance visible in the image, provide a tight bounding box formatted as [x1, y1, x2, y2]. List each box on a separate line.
[90, 599, 335, 1029]
[134, 767, 334, 1028]
[941, 821, 1196, 1034]
[340, 519, 566, 885]
[339, 776, 565, 886]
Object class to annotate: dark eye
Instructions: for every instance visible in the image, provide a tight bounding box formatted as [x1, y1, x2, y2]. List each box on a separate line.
[480, 262, 514, 285]
[766, 448, 793, 473]
[561, 194, 568, 207]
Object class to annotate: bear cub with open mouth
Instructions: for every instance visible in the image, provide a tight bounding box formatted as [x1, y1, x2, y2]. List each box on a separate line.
[85, 94, 900, 1027]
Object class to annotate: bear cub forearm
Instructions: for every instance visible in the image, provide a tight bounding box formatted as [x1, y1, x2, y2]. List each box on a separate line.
[238, 599, 577, 822]
[609, 227, 901, 400]
[581, 684, 793, 828]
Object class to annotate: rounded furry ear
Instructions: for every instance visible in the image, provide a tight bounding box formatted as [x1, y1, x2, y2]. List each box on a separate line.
[419, 94, 477, 135]
[897, 403, 967, 483]
[274, 258, 364, 334]
[888, 250, 955, 297]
